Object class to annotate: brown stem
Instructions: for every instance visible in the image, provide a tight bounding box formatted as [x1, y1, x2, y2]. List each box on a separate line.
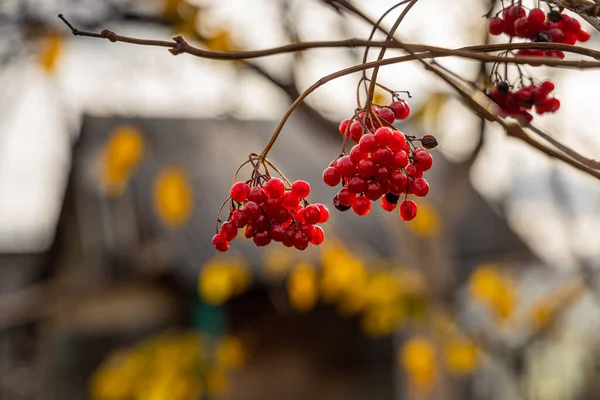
[364, 0, 420, 113]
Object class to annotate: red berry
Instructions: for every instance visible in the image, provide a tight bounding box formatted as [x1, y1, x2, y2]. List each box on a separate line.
[390, 101, 410, 119]
[282, 191, 301, 210]
[406, 164, 423, 178]
[244, 224, 256, 238]
[303, 204, 321, 225]
[547, 28, 565, 43]
[337, 156, 356, 177]
[350, 145, 366, 163]
[322, 166, 342, 187]
[514, 17, 532, 38]
[399, 200, 418, 221]
[338, 187, 357, 206]
[266, 178, 285, 198]
[299, 224, 315, 240]
[291, 180, 311, 199]
[212, 234, 230, 252]
[388, 131, 407, 151]
[374, 127, 393, 148]
[373, 148, 393, 167]
[374, 166, 390, 183]
[352, 195, 372, 216]
[333, 194, 351, 212]
[230, 181, 250, 202]
[339, 119, 351, 137]
[528, 8, 545, 24]
[380, 196, 397, 212]
[253, 231, 272, 247]
[273, 207, 290, 224]
[293, 231, 309, 250]
[263, 196, 282, 215]
[577, 30, 590, 42]
[359, 133, 378, 153]
[390, 171, 408, 194]
[540, 81, 555, 94]
[230, 210, 248, 228]
[316, 204, 329, 223]
[347, 175, 368, 193]
[413, 150, 433, 171]
[357, 159, 377, 179]
[248, 186, 267, 204]
[220, 221, 238, 241]
[412, 178, 430, 197]
[391, 150, 409, 169]
[364, 180, 383, 200]
[243, 201, 262, 221]
[310, 226, 325, 245]
[377, 107, 396, 124]
[488, 17, 505, 35]
[269, 224, 286, 242]
[349, 121, 364, 141]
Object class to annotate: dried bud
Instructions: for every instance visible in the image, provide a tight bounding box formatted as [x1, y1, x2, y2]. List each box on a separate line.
[420, 134, 438, 150]
[497, 81, 510, 93]
[533, 32, 552, 43]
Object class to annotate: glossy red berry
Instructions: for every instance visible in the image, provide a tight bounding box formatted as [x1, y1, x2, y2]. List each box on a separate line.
[352, 195, 372, 216]
[488, 17, 505, 35]
[282, 191, 301, 210]
[212, 234, 230, 252]
[406, 164, 423, 178]
[390, 101, 410, 119]
[413, 150, 433, 171]
[357, 159, 377, 179]
[350, 145, 366, 163]
[349, 121, 364, 141]
[380, 196, 397, 212]
[293, 231, 309, 250]
[339, 119, 351, 137]
[322, 166, 342, 187]
[316, 204, 330, 223]
[399, 200, 418, 221]
[243, 201, 261, 221]
[347, 175, 367, 193]
[528, 8, 545, 24]
[303, 204, 321, 225]
[359, 133, 378, 153]
[391, 150, 409, 169]
[377, 107, 396, 124]
[577, 30, 591, 42]
[310, 226, 325, 245]
[253, 231, 272, 247]
[333, 194, 351, 211]
[338, 187, 357, 206]
[291, 180, 311, 198]
[230, 181, 250, 202]
[266, 178, 285, 198]
[336, 156, 356, 177]
[364, 180, 383, 201]
[412, 178, 430, 197]
[220, 221, 238, 241]
[374, 127, 392, 148]
[248, 186, 267, 204]
[269, 224, 286, 242]
[388, 131, 407, 151]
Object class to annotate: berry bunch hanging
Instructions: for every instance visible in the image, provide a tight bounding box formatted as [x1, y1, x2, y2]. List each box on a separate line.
[324, 100, 436, 222]
[213, 173, 329, 252]
[489, 80, 560, 123]
[488, 6, 590, 60]
[338, 100, 410, 142]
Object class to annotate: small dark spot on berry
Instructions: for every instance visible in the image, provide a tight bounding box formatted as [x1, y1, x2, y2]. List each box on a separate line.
[385, 192, 400, 204]
[534, 32, 552, 43]
[547, 10, 562, 22]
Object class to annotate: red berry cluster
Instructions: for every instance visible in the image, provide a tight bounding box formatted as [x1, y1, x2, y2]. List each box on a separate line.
[323, 124, 433, 222]
[489, 81, 559, 122]
[338, 100, 410, 142]
[488, 7, 589, 59]
[212, 178, 329, 252]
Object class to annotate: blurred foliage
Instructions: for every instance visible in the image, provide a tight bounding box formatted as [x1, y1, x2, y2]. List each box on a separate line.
[400, 337, 437, 392]
[153, 167, 194, 227]
[405, 200, 441, 238]
[287, 262, 319, 312]
[100, 125, 145, 197]
[444, 338, 479, 376]
[39, 35, 64, 73]
[90, 331, 247, 400]
[468, 264, 517, 322]
[198, 257, 251, 306]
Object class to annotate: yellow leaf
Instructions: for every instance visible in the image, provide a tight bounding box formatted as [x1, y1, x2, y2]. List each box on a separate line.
[406, 201, 440, 238]
[216, 336, 247, 370]
[39, 35, 63, 73]
[468, 265, 516, 321]
[263, 247, 295, 282]
[400, 337, 437, 391]
[444, 340, 479, 375]
[101, 125, 145, 197]
[372, 89, 388, 106]
[198, 264, 235, 305]
[360, 304, 403, 337]
[410, 92, 449, 126]
[153, 167, 193, 226]
[287, 262, 318, 312]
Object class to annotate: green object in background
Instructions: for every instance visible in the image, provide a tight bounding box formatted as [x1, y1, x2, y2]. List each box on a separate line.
[192, 297, 226, 338]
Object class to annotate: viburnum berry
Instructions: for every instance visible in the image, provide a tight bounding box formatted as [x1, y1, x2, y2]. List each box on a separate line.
[322, 166, 342, 187]
[266, 178, 285, 198]
[488, 80, 560, 120]
[488, 17, 505, 35]
[291, 180, 311, 198]
[311, 226, 325, 245]
[380, 196, 397, 212]
[230, 181, 250, 202]
[212, 234, 230, 252]
[412, 178, 430, 197]
[399, 200, 418, 221]
[390, 100, 410, 120]
[413, 149, 433, 171]
[352, 195, 372, 216]
[339, 119, 351, 137]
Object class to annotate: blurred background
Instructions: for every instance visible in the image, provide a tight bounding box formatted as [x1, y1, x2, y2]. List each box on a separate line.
[2, 0, 600, 399]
